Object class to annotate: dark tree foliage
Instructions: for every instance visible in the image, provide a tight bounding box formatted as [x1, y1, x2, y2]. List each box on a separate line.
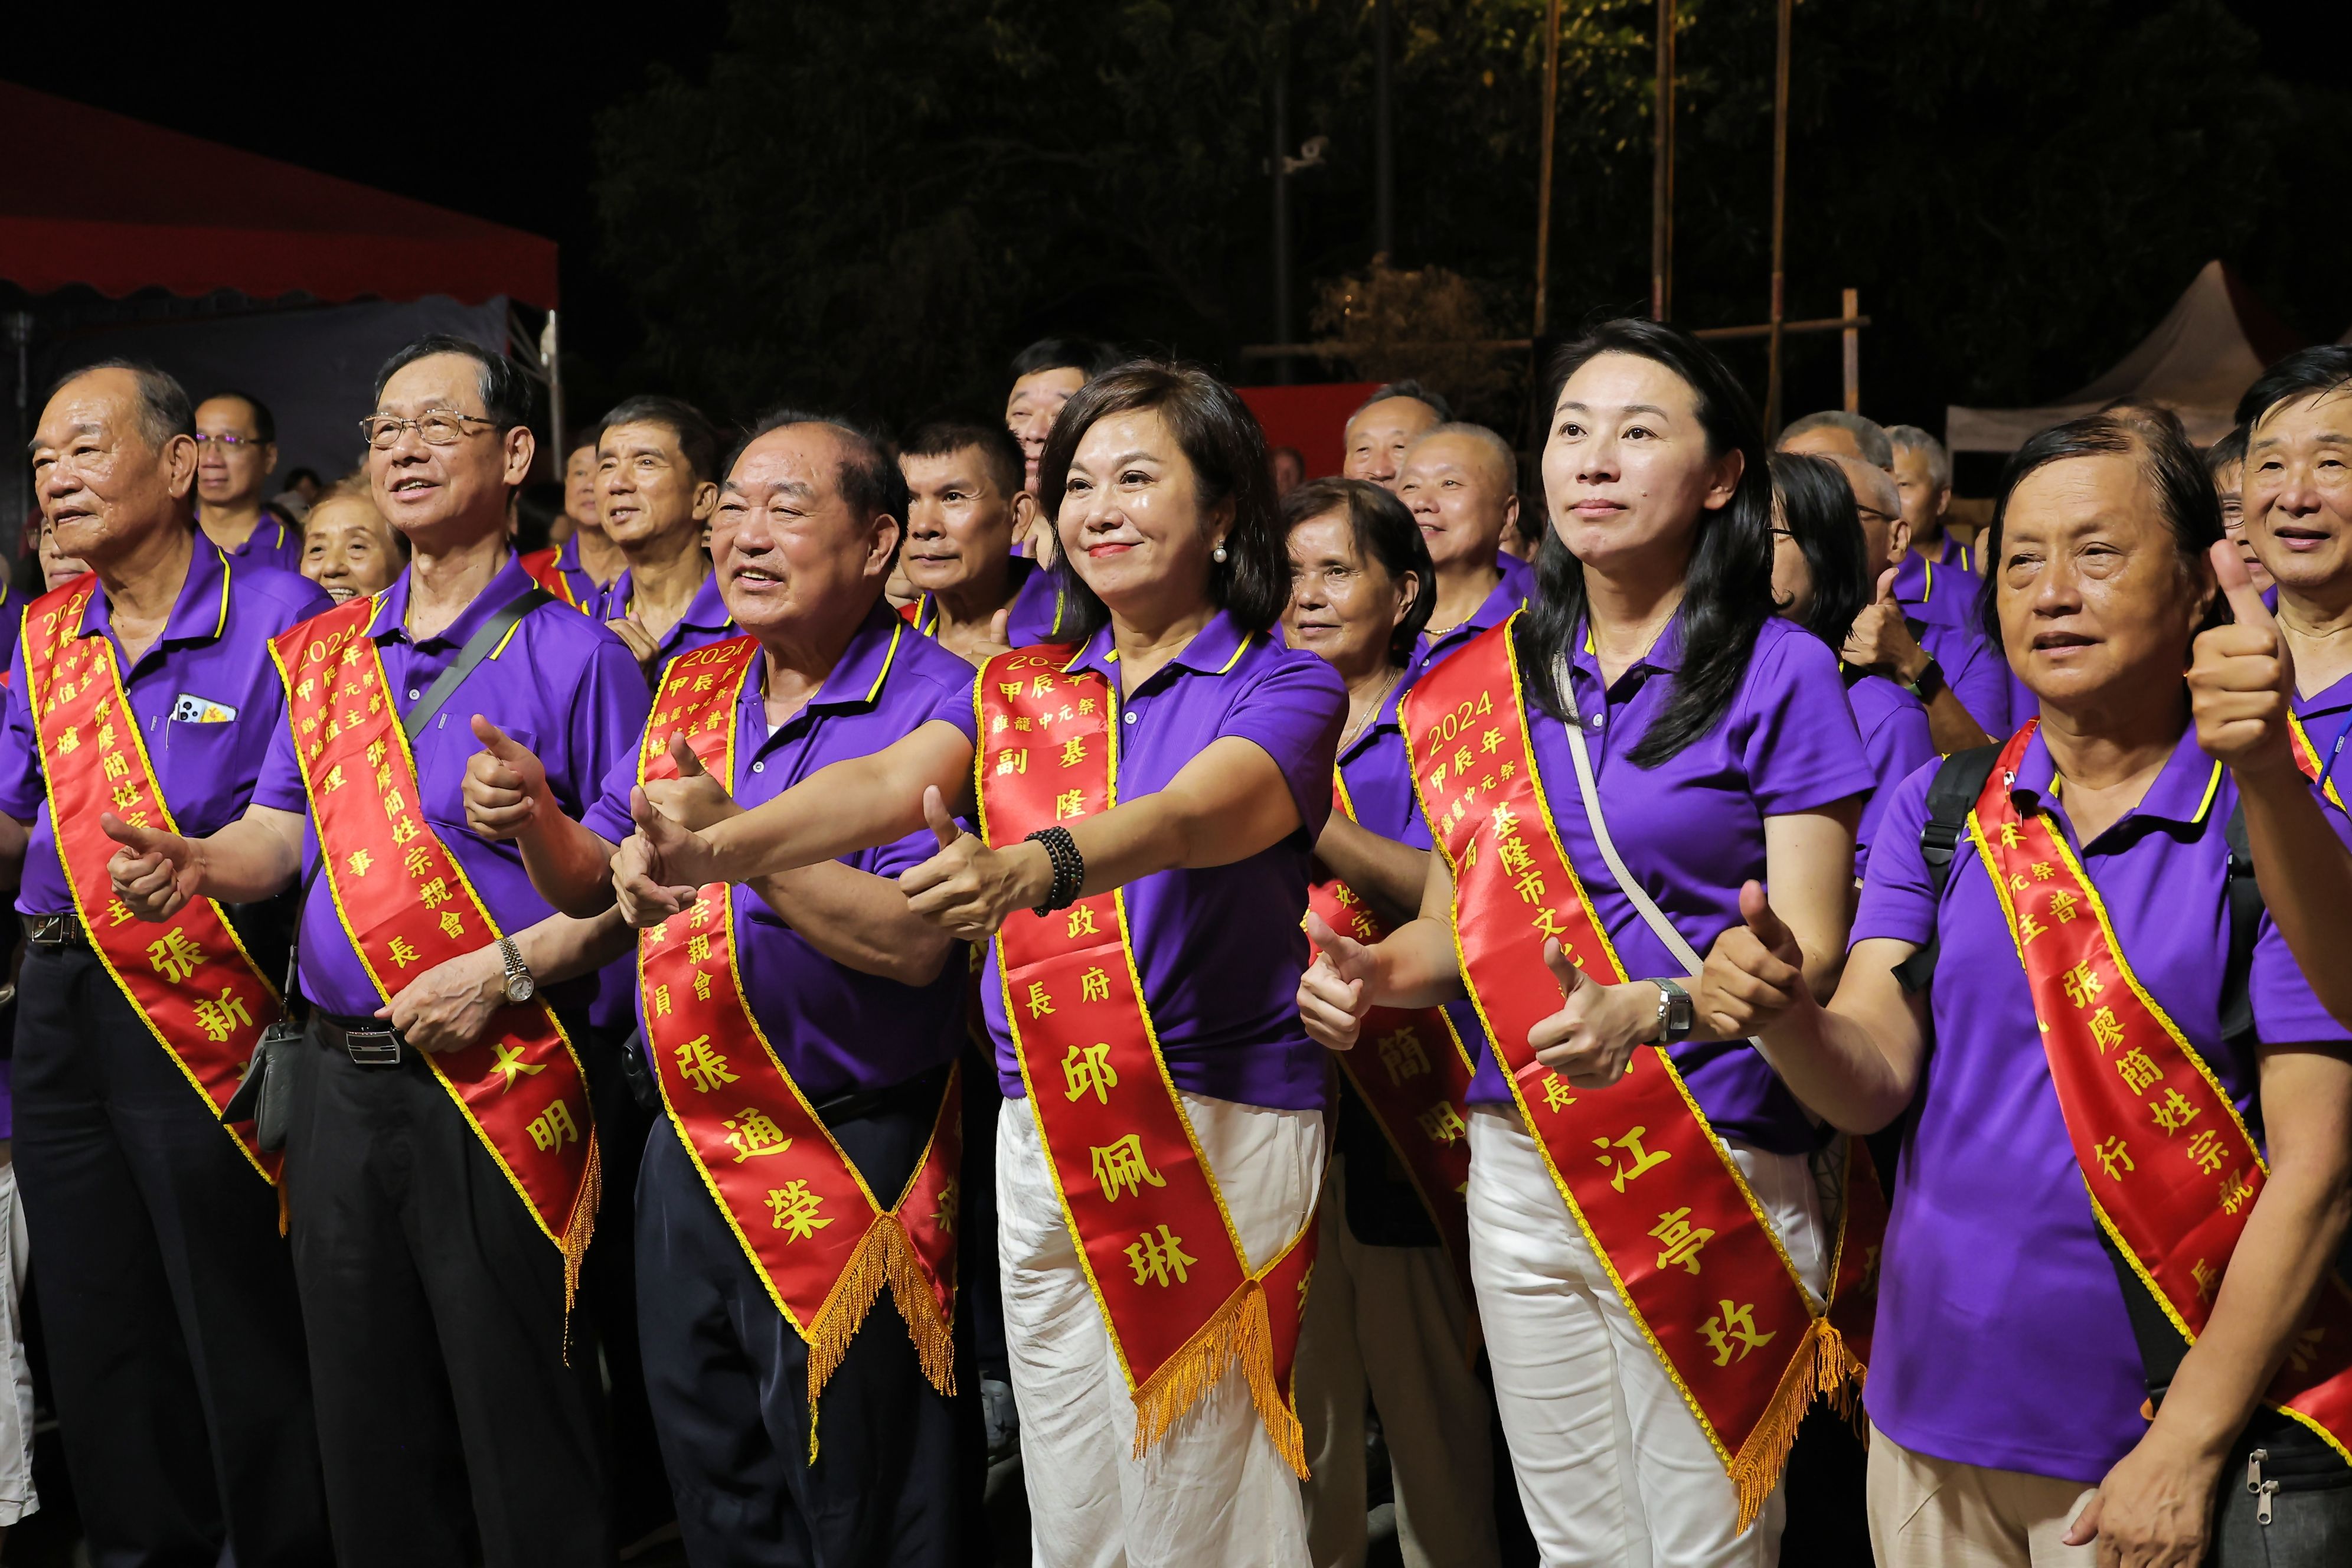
[593, 0, 2351, 440]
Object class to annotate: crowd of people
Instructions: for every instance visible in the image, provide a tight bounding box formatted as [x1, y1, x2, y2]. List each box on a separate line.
[0, 312, 2348, 1568]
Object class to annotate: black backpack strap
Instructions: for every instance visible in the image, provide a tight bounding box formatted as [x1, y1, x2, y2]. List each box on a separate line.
[1891, 743, 2005, 994]
[404, 587, 556, 741]
[2218, 801, 2262, 1051]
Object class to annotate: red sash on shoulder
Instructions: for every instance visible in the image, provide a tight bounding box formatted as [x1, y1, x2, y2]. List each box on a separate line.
[1404, 613, 1857, 1527]
[1306, 773, 1477, 1329]
[635, 636, 961, 1458]
[975, 645, 1318, 1474]
[24, 579, 282, 1181]
[1977, 721, 2352, 1462]
[518, 548, 583, 611]
[2287, 714, 2348, 815]
[271, 596, 599, 1302]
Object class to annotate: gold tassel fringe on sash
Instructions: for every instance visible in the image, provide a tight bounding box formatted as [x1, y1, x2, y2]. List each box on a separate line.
[1128, 1276, 1308, 1479]
[800, 1215, 959, 1462]
[1726, 1317, 1863, 1532]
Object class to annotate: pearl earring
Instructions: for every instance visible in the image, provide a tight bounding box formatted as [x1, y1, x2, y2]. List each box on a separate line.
[1213, 541, 1229, 563]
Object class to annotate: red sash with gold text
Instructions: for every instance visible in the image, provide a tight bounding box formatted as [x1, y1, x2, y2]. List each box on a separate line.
[518, 548, 584, 610]
[1977, 721, 2352, 1461]
[271, 597, 599, 1299]
[1307, 773, 1476, 1321]
[975, 646, 1318, 1473]
[635, 636, 961, 1456]
[1405, 615, 1856, 1526]
[24, 579, 282, 1181]
[2286, 714, 2348, 816]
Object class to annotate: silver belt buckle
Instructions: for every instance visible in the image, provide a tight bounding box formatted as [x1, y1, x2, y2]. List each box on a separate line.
[343, 1028, 404, 1067]
[27, 914, 77, 948]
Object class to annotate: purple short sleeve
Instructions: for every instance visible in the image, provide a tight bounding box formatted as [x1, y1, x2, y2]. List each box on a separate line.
[1923, 619, 2011, 737]
[0, 637, 39, 822]
[2252, 913, 2352, 1046]
[1738, 626, 1874, 817]
[1853, 760, 1943, 949]
[1214, 649, 1347, 839]
[254, 715, 307, 814]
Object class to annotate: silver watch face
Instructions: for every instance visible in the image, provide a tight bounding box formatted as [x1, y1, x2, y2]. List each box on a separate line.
[505, 971, 535, 1005]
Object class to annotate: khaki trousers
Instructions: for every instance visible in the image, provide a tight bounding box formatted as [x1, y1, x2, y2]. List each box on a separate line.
[1866, 1423, 2098, 1568]
[1296, 1154, 1499, 1568]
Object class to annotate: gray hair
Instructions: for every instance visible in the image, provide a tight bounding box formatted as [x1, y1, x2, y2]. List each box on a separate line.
[1886, 424, 1952, 491]
[1353, 379, 1453, 423]
[1405, 421, 1518, 496]
[42, 358, 195, 453]
[1779, 409, 1892, 471]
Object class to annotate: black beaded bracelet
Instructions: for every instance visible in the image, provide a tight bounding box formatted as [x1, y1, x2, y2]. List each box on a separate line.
[1025, 827, 1085, 915]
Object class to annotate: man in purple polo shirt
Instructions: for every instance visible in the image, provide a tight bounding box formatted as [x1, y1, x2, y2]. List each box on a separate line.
[194, 390, 306, 574]
[1396, 420, 1532, 681]
[1, 361, 331, 1564]
[900, 419, 1072, 658]
[590, 396, 733, 677]
[100, 337, 649, 1567]
[1341, 379, 1449, 493]
[462, 413, 975, 1566]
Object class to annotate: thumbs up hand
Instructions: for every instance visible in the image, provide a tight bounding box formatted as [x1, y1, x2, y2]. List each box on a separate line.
[644, 732, 740, 832]
[2191, 540, 2298, 780]
[898, 785, 1025, 940]
[103, 812, 201, 921]
[1697, 880, 1812, 1040]
[464, 715, 548, 841]
[1842, 567, 1928, 682]
[611, 786, 716, 927]
[1530, 938, 1655, 1087]
[1297, 910, 1382, 1051]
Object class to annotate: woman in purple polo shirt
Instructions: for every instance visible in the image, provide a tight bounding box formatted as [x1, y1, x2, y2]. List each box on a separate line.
[1769, 451, 1935, 881]
[609, 362, 1347, 1566]
[1706, 412, 2352, 1566]
[1298, 318, 1873, 1566]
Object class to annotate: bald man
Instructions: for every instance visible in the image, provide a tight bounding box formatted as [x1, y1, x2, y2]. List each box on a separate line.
[1396, 423, 1531, 681]
[1831, 453, 2009, 754]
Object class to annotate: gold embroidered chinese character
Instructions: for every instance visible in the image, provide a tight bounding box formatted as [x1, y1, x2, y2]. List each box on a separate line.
[1089, 1133, 1167, 1203]
[146, 927, 206, 984]
[1594, 1126, 1671, 1192]
[1025, 982, 1054, 1018]
[491, 1041, 544, 1091]
[1376, 1026, 1430, 1086]
[1061, 1042, 1118, 1103]
[1698, 1300, 1775, 1367]
[1416, 1102, 1468, 1146]
[2115, 1048, 2163, 1094]
[527, 1099, 582, 1151]
[2149, 1087, 2200, 1134]
[1650, 1208, 1714, 1275]
[192, 987, 252, 1043]
[2184, 1129, 2227, 1175]
[675, 1035, 739, 1095]
[723, 1108, 792, 1162]
[1124, 1225, 1196, 1288]
[767, 1180, 832, 1241]
[2093, 1135, 2134, 1180]
[387, 937, 420, 968]
[1080, 967, 1111, 1003]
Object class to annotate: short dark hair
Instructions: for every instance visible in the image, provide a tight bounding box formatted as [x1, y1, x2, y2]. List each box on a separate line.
[1778, 410, 1892, 469]
[44, 358, 194, 452]
[199, 389, 275, 444]
[2236, 345, 2352, 431]
[1354, 380, 1453, 423]
[2206, 424, 2249, 477]
[1768, 452, 1871, 651]
[1037, 360, 1288, 637]
[1978, 411, 2223, 647]
[373, 335, 535, 433]
[2095, 397, 2189, 446]
[1282, 476, 1435, 666]
[566, 422, 605, 459]
[901, 419, 1025, 501]
[599, 394, 721, 486]
[1011, 336, 1119, 384]
[287, 466, 322, 488]
[732, 409, 909, 528]
[1270, 445, 1306, 468]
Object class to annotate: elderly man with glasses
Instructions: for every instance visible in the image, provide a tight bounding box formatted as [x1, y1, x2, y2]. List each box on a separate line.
[102, 335, 651, 1567]
[194, 390, 305, 574]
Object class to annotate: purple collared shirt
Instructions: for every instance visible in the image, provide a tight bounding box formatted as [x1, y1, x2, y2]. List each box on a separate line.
[1915, 613, 2013, 737]
[1462, 615, 1875, 1154]
[554, 533, 603, 609]
[910, 558, 1077, 648]
[980, 610, 1348, 1108]
[1, 545, 331, 916]
[1893, 551, 1982, 628]
[584, 606, 979, 1100]
[590, 566, 738, 675]
[2289, 667, 2352, 809]
[1409, 554, 1535, 684]
[1854, 723, 2347, 1483]
[208, 512, 307, 577]
[1844, 668, 1935, 880]
[0, 580, 21, 682]
[254, 557, 650, 1018]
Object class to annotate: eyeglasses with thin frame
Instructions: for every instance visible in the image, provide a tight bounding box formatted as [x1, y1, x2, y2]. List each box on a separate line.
[193, 432, 267, 450]
[358, 411, 499, 450]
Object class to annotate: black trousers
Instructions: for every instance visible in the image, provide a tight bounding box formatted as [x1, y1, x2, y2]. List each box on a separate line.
[638, 1100, 960, 1568]
[287, 1014, 611, 1568]
[578, 1025, 674, 1544]
[13, 943, 331, 1567]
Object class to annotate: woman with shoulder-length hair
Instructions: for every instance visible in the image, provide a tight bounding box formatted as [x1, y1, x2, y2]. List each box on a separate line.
[1298, 318, 1876, 1566]
[1708, 411, 2352, 1566]
[609, 361, 1348, 1566]
[1282, 478, 1504, 1568]
[1769, 450, 1936, 881]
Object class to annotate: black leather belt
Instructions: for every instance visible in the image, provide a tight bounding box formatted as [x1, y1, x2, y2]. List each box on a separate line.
[24, 913, 87, 950]
[315, 1011, 406, 1068]
[811, 1063, 952, 1129]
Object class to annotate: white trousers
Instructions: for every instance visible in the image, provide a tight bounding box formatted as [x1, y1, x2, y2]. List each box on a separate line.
[1296, 1154, 1500, 1568]
[998, 1092, 1327, 1568]
[0, 1149, 34, 1527]
[1467, 1106, 1827, 1568]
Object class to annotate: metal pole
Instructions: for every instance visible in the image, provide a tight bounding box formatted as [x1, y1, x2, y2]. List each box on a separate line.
[1374, 0, 1394, 259]
[539, 309, 564, 479]
[1531, 0, 1563, 338]
[1272, 48, 1294, 385]
[1841, 288, 1860, 413]
[1764, 0, 1792, 437]
[1651, 0, 1676, 321]
[7, 311, 30, 564]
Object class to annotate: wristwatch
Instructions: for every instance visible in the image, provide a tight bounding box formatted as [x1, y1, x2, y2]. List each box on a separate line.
[497, 936, 536, 1005]
[1902, 656, 1946, 704]
[1651, 978, 1695, 1044]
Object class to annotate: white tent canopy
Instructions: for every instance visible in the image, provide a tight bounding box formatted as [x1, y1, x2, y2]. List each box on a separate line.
[1946, 260, 2299, 452]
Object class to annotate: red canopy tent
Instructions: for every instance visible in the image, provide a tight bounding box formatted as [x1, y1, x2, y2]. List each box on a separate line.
[1, 81, 561, 553]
